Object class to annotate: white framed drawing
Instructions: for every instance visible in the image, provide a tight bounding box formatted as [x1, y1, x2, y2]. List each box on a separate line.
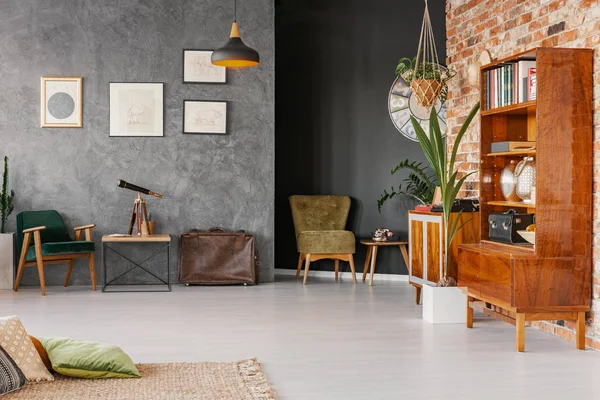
[41, 76, 82, 128]
[109, 82, 163, 137]
[183, 50, 227, 83]
[183, 100, 227, 134]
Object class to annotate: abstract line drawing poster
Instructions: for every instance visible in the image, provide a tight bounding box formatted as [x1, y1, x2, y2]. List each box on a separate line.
[109, 82, 163, 137]
[183, 50, 226, 83]
[183, 100, 227, 134]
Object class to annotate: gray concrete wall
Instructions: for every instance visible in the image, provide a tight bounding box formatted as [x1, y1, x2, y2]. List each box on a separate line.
[0, 0, 274, 286]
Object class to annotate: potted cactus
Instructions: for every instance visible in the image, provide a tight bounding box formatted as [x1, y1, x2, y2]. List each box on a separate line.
[0, 156, 15, 289]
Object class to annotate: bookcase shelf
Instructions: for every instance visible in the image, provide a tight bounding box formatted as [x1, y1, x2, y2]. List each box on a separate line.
[486, 201, 535, 209]
[457, 47, 593, 352]
[486, 150, 536, 157]
[481, 100, 536, 116]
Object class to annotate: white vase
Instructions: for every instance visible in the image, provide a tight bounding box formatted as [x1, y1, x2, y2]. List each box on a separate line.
[422, 284, 467, 324]
[0, 233, 15, 290]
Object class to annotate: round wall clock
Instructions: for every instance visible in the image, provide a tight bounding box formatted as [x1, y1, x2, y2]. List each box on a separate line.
[387, 71, 448, 142]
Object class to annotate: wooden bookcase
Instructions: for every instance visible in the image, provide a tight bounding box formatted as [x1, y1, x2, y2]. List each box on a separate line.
[457, 48, 593, 352]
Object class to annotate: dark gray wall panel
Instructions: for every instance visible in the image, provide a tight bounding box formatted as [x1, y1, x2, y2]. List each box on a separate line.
[0, 0, 274, 285]
[275, 0, 446, 274]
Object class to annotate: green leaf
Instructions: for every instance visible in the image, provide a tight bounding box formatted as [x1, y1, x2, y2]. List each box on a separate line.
[449, 102, 480, 169]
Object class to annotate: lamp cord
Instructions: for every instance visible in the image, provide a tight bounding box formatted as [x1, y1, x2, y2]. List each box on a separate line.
[234, 0, 237, 22]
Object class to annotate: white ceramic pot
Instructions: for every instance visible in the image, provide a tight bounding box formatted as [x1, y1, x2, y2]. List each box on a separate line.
[422, 284, 467, 324]
[0, 233, 15, 290]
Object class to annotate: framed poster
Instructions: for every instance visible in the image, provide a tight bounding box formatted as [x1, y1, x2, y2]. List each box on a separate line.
[183, 50, 227, 83]
[41, 76, 82, 128]
[183, 100, 227, 134]
[109, 82, 164, 137]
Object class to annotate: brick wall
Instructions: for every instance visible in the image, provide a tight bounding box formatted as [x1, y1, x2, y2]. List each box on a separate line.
[446, 0, 600, 349]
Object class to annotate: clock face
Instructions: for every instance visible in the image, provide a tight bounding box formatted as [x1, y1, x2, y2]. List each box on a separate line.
[388, 75, 447, 142]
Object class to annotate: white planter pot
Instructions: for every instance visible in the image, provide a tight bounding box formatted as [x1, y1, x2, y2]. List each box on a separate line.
[422, 284, 467, 324]
[0, 233, 15, 290]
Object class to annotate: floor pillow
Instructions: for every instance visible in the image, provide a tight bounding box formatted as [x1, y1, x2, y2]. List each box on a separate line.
[41, 337, 141, 379]
[0, 345, 27, 394]
[0, 316, 54, 383]
[28, 336, 52, 371]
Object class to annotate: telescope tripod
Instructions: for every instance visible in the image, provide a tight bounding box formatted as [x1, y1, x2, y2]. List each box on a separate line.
[128, 193, 152, 236]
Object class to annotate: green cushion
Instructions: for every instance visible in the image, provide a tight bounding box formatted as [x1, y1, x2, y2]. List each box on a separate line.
[16, 211, 71, 257]
[40, 338, 140, 379]
[25, 241, 95, 262]
[297, 230, 355, 254]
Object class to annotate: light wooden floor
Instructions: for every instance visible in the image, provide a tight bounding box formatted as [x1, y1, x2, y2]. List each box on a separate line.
[1, 276, 600, 399]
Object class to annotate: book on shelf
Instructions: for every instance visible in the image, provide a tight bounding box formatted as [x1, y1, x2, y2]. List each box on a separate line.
[528, 67, 537, 100]
[517, 60, 536, 102]
[485, 60, 536, 110]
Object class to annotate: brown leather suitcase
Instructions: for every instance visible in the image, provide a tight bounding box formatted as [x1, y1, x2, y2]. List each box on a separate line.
[178, 227, 259, 285]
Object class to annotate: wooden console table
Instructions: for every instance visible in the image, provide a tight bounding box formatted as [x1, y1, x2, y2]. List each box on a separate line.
[360, 240, 409, 286]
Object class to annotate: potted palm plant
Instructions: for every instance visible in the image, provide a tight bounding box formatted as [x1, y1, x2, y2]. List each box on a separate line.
[411, 102, 480, 323]
[0, 156, 15, 290]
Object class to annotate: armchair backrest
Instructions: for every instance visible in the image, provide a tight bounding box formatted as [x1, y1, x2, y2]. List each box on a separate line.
[16, 210, 71, 253]
[289, 195, 351, 235]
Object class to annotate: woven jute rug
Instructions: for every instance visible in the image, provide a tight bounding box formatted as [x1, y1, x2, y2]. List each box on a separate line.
[6, 358, 276, 399]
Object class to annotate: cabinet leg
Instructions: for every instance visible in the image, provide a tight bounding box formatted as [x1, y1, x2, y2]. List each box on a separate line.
[466, 296, 473, 328]
[415, 286, 421, 305]
[576, 311, 586, 350]
[516, 313, 525, 352]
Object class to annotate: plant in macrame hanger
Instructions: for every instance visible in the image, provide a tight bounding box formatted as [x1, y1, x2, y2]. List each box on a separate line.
[409, 0, 454, 110]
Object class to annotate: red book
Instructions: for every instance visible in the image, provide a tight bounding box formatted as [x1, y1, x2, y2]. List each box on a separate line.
[415, 205, 433, 212]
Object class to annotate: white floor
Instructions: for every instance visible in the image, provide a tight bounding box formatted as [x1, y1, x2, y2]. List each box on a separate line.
[1, 276, 600, 400]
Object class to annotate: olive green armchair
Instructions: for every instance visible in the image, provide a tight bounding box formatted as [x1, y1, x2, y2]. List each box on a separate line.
[13, 210, 97, 296]
[289, 195, 357, 284]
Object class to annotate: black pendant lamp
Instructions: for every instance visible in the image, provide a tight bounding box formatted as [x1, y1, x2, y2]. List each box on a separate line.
[211, 0, 260, 68]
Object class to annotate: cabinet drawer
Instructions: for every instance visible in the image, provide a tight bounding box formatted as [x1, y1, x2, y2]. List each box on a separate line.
[479, 254, 513, 305]
[458, 247, 480, 297]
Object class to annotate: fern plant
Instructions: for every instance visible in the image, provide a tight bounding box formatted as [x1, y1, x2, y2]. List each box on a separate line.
[0, 156, 15, 233]
[378, 160, 438, 213]
[396, 57, 456, 104]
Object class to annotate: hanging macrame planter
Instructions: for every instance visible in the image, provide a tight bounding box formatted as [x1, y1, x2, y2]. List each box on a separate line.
[410, 0, 450, 109]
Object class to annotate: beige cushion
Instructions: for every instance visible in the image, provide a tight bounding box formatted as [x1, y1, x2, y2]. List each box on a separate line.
[297, 230, 355, 254]
[0, 316, 53, 383]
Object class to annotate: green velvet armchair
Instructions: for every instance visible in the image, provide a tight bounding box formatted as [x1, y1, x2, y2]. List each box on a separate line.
[289, 195, 357, 284]
[14, 210, 97, 296]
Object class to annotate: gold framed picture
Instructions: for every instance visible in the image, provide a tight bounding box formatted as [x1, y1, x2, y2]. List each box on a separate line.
[40, 76, 83, 128]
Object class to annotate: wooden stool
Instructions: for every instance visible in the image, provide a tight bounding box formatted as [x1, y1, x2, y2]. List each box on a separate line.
[360, 240, 409, 286]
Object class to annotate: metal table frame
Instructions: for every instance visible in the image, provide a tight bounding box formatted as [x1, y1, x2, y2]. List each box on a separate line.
[102, 235, 171, 292]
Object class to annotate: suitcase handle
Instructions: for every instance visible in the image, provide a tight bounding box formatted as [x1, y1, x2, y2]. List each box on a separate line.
[208, 227, 226, 233]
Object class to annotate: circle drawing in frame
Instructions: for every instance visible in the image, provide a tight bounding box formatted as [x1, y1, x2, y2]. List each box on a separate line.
[47, 92, 75, 120]
[387, 65, 448, 142]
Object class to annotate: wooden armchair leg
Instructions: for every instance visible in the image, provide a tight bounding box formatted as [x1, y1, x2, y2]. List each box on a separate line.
[334, 260, 339, 280]
[64, 259, 75, 287]
[303, 254, 312, 285]
[13, 232, 31, 292]
[296, 254, 304, 279]
[88, 253, 97, 291]
[348, 254, 357, 284]
[33, 231, 46, 296]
